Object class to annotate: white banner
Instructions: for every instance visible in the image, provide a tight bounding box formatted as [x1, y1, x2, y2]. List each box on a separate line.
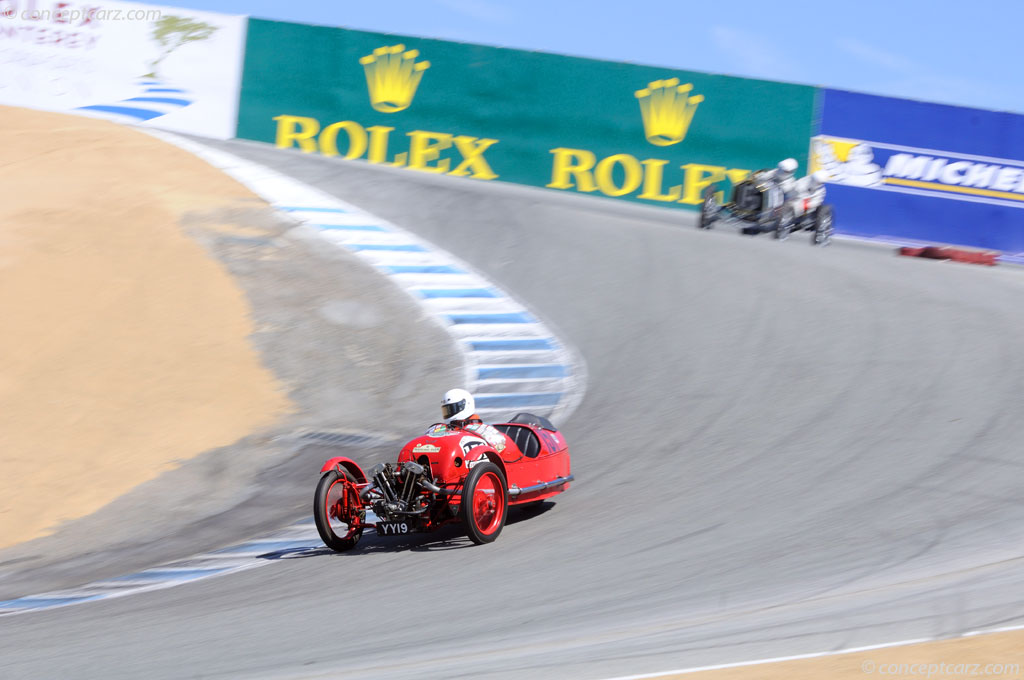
[0, 0, 246, 138]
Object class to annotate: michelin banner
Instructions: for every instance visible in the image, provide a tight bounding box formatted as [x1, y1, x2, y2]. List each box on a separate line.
[0, 0, 246, 138]
[237, 20, 817, 209]
[814, 89, 1024, 255]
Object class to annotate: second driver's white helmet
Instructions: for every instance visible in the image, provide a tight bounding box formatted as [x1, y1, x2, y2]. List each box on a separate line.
[442, 388, 475, 422]
[776, 157, 798, 180]
[810, 170, 831, 188]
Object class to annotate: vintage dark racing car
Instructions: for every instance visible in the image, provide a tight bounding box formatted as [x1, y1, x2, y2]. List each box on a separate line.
[698, 170, 834, 246]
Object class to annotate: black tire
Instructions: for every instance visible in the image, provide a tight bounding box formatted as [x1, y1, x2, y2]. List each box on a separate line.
[774, 206, 794, 241]
[314, 468, 364, 552]
[812, 204, 834, 246]
[460, 462, 509, 545]
[699, 190, 718, 230]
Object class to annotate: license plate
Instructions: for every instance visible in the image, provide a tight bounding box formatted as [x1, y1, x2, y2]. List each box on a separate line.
[376, 521, 411, 536]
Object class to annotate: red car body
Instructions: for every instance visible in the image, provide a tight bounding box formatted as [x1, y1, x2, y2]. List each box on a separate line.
[314, 414, 573, 549]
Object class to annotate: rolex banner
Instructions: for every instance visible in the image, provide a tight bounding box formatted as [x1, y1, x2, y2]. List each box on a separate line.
[237, 19, 817, 209]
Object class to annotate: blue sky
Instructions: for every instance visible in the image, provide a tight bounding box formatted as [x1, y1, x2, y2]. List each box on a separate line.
[136, 0, 1024, 115]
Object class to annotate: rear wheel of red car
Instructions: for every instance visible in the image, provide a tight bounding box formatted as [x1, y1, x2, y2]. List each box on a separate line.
[461, 462, 508, 544]
[314, 468, 364, 552]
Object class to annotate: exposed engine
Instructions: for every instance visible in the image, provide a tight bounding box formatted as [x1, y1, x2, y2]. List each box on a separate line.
[366, 461, 433, 521]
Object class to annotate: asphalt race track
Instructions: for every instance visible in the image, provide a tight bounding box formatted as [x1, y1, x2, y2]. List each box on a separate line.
[4, 141, 1024, 679]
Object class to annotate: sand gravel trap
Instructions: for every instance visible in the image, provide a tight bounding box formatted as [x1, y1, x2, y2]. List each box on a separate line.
[0, 106, 291, 549]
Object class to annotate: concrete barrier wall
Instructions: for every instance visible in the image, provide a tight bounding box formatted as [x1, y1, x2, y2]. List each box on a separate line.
[8, 3, 1020, 252]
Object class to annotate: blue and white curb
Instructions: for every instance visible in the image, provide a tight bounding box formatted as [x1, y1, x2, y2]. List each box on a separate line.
[77, 80, 194, 123]
[0, 515, 372, 617]
[146, 131, 587, 422]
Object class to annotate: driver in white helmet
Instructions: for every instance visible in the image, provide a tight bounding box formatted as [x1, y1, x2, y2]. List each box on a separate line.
[770, 157, 800, 200]
[438, 388, 507, 452]
[791, 169, 830, 217]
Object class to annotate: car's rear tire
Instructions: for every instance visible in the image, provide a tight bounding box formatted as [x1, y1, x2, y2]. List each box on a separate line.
[314, 468, 364, 552]
[812, 205, 834, 246]
[699, 190, 718, 230]
[461, 462, 508, 544]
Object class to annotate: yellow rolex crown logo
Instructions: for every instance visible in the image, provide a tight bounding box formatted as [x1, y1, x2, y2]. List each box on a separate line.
[635, 78, 704, 147]
[359, 44, 430, 113]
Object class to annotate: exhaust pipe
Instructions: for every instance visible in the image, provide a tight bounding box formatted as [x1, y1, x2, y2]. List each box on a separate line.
[419, 478, 460, 495]
[508, 474, 574, 499]
[420, 474, 575, 499]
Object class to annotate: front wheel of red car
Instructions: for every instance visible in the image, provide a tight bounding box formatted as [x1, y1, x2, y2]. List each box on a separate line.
[460, 462, 508, 544]
[314, 468, 364, 552]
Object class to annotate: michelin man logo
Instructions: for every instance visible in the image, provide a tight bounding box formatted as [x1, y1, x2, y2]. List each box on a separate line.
[812, 136, 883, 187]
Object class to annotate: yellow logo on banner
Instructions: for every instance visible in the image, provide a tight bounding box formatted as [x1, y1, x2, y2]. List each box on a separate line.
[273, 115, 500, 179]
[810, 135, 883, 187]
[635, 78, 704, 146]
[360, 44, 430, 113]
[810, 135, 861, 172]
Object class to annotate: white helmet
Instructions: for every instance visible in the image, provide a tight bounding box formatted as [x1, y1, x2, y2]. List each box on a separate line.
[810, 170, 830, 188]
[777, 158, 798, 178]
[442, 388, 475, 422]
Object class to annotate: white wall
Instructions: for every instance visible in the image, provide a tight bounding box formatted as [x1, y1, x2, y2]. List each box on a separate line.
[0, 0, 246, 138]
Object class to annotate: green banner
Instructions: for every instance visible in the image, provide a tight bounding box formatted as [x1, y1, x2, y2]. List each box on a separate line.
[238, 19, 818, 208]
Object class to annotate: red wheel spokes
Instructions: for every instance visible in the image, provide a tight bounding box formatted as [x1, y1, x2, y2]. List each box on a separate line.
[325, 478, 359, 539]
[472, 471, 504, 535]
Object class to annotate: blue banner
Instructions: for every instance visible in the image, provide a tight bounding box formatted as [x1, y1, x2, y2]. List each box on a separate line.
[814, 89, 1024, 256]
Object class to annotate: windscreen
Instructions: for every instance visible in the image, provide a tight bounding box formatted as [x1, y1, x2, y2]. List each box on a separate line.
[734, 183, 763, 212]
